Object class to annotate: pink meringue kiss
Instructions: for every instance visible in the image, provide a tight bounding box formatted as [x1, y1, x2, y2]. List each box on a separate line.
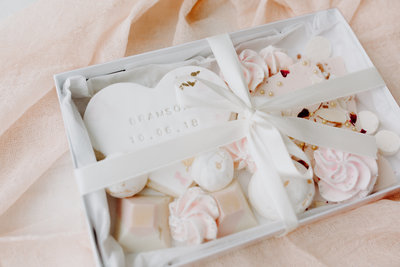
[169, 187, 219, 245]
[314, 147, 378, 202]
[238, 49, 269, 93]
[225, 138, 256, 173]
[260, 46, 293, 75]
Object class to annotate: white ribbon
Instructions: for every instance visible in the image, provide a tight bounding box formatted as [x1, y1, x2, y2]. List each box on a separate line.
[74, 34, 384, 233]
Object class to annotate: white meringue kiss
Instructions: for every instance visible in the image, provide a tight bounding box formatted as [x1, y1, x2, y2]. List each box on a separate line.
[238, 49, 268, 93]
[169, 187, 219, 245]
[106, 174, 148, 198]
[314, 147, 378, 202]
[191, 148, 234, 192]
[225, 138, 256, 173]
[259, 46, 293, 75]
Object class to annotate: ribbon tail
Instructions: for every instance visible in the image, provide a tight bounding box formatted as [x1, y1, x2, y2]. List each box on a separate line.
[268, 115, 377, 158]
[247, 129, 299, 232]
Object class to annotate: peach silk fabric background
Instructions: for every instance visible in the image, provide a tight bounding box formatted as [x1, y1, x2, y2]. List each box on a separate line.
[1, 0, 400, 266]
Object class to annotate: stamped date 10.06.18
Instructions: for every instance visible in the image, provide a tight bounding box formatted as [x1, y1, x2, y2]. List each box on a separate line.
[128, 118, 199, 144]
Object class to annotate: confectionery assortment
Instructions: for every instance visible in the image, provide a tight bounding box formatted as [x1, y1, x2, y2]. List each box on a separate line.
[83, 36, 400, 254]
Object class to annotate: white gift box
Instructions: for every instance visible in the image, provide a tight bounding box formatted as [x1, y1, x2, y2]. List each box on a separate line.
[54, 8, 400, 267]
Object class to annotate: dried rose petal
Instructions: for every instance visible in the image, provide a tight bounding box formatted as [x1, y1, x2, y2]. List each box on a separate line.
[280, 69, 290, 77]
[349, 112, 357, 125]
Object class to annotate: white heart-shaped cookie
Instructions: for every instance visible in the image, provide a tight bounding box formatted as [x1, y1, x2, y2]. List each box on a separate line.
[84, 66, 231, 156]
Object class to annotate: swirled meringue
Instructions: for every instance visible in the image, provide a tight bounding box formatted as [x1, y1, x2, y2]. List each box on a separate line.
[225, 138, 256, 173]
[169, 187, 219, 245]
[191, 148, 234, 192]
[260, 46, 293, 75]
[106, 174, 148, 198]
[238, 49, 269, 93]
[314, 147, 378, 202]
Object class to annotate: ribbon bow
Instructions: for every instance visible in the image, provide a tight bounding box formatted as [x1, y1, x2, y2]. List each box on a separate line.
[176, 34, 382, 231]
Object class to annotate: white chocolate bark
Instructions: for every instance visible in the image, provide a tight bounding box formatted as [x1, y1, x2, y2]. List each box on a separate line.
[256, 56, 347, 100]
[114, 196, 171, 253]
[148, 160, 194, 197]
[211, 180, 258, 237]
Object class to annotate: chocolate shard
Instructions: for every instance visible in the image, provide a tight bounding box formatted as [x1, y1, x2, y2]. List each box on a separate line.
[297, 108, 310, 118]
[297, 159, 309, 169]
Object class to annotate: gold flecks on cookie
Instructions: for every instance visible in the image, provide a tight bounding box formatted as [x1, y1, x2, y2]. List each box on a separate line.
[307, 179, 313, 184]
[187, 80, 196, 87]
[268, 91, 274, 97]
[322, 119, 327, 124]
[313, 69, 318, 74]
[284, 180, 290, 187]
[311, 145, 318, 150]
[215, 162, 222, 170]
[180, 82, 189, 90]
[276, 81, 282, 86]
[316, 63, 325, 72]
[190, 70, 200, 76]
[345, 121, 351, 127]
[182, 158, 195, 171]
[260, 89, 265, 95]
[94, 149, 105, 161]
[302, 60, 308, 66]
[329, 101, 337, 107]
[352, 126, 357, 131]
[325, 73, 331, 80]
